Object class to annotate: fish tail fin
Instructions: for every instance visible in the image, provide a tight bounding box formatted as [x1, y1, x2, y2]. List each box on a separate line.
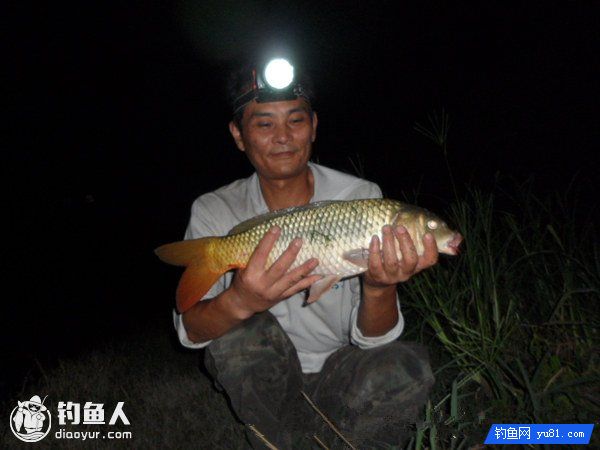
[154, 237, 232, 313]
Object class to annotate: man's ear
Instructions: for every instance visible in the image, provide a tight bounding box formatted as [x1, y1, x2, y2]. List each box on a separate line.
[311, 111, 318, 143]
[228, 121, 245, 152]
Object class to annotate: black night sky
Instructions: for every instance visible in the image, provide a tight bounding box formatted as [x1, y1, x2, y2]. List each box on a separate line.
[4, 1, 600, 399]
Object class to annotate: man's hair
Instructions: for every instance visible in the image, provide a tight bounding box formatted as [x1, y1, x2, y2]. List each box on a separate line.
[227, 62, 316, 131]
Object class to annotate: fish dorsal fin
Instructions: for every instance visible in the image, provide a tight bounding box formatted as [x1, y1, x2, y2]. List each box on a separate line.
[227, 200, 342, 235]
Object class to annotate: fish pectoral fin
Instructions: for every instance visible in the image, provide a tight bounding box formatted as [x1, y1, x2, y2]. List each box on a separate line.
[342, 248, 370, 268]
[305, 275, 342, 305]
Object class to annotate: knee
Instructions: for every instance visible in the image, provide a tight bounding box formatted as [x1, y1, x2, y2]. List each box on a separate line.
[204, 312, 299, 380]
[348, 342, 435, 404]
[208, 312, 282, 356]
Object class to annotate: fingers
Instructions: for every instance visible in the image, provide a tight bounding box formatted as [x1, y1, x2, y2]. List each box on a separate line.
[272, 257, 319, 294]
[381, 225, 400, 275]
[368, 233, 383, 274]
[247, 226, 281, 270]
[367, 225, 418, 281]
[394, 225, 419, 272]
[243, 227, 321, 302]
[267, 237, 304, 279]
[365, 225, 440, 287]
[280, 274, 322, 299]
[284, 258, 320, 284]
[416, 232, 439, 271]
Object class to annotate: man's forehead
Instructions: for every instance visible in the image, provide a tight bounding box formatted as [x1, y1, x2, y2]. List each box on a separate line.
[243, 98, 311, 118]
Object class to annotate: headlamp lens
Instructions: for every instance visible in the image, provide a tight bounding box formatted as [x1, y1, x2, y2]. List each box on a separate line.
[263, 58, 294, 90]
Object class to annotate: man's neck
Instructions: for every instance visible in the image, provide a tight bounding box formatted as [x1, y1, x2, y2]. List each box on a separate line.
[258, 167, 314, 211]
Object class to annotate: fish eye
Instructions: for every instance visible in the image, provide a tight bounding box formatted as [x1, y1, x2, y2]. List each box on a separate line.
[427, 220, 438, 230]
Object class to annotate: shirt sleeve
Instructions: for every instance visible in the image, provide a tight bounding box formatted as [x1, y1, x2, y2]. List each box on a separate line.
[173, 309, 212, 349]
[184, 195, 223, 239]
[349, 293, 405, 349]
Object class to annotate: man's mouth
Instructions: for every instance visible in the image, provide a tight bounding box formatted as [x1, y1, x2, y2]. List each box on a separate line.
[271, 150, 297, 158]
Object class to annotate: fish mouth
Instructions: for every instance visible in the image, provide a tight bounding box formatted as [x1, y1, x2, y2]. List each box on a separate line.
[444, 232, 463, 255]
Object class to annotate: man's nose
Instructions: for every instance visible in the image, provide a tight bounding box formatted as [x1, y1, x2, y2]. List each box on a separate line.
[273, 124, 292, 144]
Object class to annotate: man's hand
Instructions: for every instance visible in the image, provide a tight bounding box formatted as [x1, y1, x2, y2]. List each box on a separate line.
[363, 225, 439, 289]
[229, 226, 321, 319]
[357, 225, 438, 337]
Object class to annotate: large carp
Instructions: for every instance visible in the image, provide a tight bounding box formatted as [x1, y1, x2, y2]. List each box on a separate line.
[155, 198, 462, 313]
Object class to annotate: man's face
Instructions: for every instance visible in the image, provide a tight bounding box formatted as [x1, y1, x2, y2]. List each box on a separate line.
[229, 98, 318, 181]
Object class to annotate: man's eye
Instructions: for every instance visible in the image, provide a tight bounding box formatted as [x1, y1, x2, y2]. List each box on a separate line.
[257, 122, 272, 128]
[291, 117, 305, 123]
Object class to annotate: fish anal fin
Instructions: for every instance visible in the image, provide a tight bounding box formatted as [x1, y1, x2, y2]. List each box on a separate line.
[176, 262, 226, 313]
[306, 275, 342, 305]
[342, 248, 370, 268]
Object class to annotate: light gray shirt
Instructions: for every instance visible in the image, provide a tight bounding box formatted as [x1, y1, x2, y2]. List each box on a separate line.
[174, 162, 404, 373]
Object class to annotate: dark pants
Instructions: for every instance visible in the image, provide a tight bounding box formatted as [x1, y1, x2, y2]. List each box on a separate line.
[204, 312, 434, 449]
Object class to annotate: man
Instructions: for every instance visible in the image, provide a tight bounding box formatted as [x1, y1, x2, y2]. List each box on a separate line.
[174, 59, 437, 448]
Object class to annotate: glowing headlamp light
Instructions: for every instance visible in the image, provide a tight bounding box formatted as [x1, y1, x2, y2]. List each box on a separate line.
[263, 58, 294, 89]
[232, 58, 308, 114]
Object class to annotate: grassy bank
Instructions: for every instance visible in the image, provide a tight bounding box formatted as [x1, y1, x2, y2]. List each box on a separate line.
[1, 329, 246, 449]
[400, 184, 599, 449]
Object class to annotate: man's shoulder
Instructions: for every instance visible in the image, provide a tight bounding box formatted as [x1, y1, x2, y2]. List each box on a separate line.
[187, 175, 258, 237]
[192, 175, 253, 210]
[310, 162, 382, 200]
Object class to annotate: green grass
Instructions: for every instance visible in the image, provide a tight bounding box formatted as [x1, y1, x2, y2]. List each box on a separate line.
[401, 111, 600, 449]
[400, 184, 599, 449]
[1, 329, 247, 449]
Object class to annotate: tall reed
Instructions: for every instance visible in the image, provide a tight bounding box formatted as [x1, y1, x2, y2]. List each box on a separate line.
[401, 112, 599, 449]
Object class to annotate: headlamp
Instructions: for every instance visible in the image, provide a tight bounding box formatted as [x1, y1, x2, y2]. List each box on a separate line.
[232, 58, 308, 114]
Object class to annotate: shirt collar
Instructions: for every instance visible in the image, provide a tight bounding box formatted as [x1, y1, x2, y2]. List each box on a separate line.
[247, 162, 319, 214]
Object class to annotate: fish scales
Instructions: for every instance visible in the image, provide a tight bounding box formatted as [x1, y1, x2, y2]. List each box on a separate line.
[218, 199, 400, 276]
